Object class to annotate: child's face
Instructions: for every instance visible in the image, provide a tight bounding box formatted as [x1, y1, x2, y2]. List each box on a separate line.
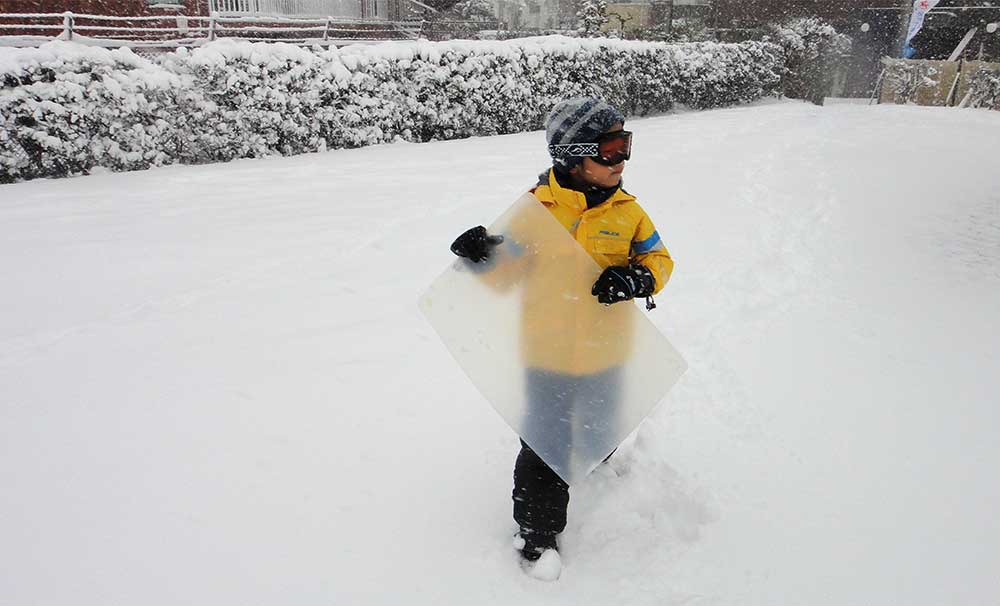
[570, 123, 626, 189]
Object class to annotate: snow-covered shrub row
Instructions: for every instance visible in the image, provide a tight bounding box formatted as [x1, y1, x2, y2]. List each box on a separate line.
[0, 37, 783, 182]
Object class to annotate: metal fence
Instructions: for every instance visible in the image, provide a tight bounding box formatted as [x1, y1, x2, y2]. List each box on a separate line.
[420, 19, 500, 40]
[0, 11, 421, 47]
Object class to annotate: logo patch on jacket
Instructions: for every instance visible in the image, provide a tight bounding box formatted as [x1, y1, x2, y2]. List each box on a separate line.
[598, 230, 621, 237]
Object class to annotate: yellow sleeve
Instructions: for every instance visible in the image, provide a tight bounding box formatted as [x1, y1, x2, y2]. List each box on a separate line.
[630, 209, 673, 294]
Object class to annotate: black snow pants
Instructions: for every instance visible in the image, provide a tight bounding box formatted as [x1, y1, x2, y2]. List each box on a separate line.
[512, 439, 570, 536]
[512, 368, 620, 537]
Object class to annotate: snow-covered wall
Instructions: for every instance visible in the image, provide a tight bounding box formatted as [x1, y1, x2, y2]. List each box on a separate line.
[0, 36, 783, 182]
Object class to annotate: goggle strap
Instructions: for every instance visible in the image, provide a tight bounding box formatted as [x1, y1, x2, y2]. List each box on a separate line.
[548, 143, 600, 158]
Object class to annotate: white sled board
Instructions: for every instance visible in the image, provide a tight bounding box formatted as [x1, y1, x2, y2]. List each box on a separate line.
[418, 193, 687, 485]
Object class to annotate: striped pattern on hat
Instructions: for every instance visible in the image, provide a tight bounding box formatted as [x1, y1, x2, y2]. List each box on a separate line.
[544, 97, 625, 171]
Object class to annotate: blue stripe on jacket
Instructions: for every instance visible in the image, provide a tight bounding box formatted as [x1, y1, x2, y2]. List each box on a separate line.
[632, 230, 661, 254]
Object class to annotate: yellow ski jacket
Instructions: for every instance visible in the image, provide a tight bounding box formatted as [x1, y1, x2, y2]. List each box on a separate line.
[493, 169, 674, 375]
[531, 169, 673, 292]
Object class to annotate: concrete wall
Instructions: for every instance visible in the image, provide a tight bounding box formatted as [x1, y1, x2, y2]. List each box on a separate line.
[879, 59, 959, 106]
[880, 58, 1000, 109]
[603, 3, 650, 35]
[956, 60, 1000, 108]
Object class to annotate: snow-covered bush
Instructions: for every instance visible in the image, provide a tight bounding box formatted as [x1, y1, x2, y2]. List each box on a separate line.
[161, 42, 329, 162]
[0, 36, 783, 183]
[445, 0, 497, 22]
[576, 0, 608, 38]
[316, 44, 419, 147]
[670, 41, 784, 109]
[765, 17, 851, 105]
[966, 67, 1000, 110]
[0, 43, 179, 183]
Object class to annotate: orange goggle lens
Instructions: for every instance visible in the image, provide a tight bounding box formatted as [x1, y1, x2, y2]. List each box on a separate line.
[595, 130, 632, 166]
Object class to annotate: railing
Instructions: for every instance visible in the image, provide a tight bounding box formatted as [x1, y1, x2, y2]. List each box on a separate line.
[0, 11, 422, 46]
[210, 0, 387, 19]
[421, 19, 500, 40]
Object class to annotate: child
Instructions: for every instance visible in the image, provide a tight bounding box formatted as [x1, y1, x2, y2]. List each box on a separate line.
[449, 97, 674, 568]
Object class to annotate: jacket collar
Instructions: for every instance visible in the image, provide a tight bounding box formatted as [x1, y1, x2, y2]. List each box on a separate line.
[536, 168, 635, 212]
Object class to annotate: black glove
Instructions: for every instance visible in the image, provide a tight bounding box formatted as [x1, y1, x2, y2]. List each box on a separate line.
[450, 225, 504, 263]
[591, 264, 655, 305]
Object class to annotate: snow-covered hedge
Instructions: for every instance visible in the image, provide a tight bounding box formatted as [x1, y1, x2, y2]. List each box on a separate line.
[0, 37, 783, 183]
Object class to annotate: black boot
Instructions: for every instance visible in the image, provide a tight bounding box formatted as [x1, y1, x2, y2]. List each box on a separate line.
[517, 529, 558, 561]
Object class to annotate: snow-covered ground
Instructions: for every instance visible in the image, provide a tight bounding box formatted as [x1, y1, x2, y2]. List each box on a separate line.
[1, 100, 998, 605]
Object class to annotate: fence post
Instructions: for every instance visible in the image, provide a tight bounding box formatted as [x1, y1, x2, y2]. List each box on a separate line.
[324, 16, 331, 42]
[209, 15, 216, 41]
[869, 68, 886, 106]
[946, 60, 963, 107]
[62, 11, 74, 41]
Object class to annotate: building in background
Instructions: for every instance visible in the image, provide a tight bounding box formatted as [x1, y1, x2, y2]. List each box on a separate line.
[499, 0, 708, 33]
[491, 0, 998, 96]
[708, 0, 1000, 95]
[0, 0, 208, 19]
[902, 1, 1000, 60]
[495, 0, 570, 30]
[602, 0, 710, 36]
[708, 0, 998, 57]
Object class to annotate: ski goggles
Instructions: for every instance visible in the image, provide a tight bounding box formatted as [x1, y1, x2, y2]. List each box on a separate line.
[548, 130, 633, 166]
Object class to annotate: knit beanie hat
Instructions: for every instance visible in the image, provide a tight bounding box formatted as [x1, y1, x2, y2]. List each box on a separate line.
[545, 97, 625, 172]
